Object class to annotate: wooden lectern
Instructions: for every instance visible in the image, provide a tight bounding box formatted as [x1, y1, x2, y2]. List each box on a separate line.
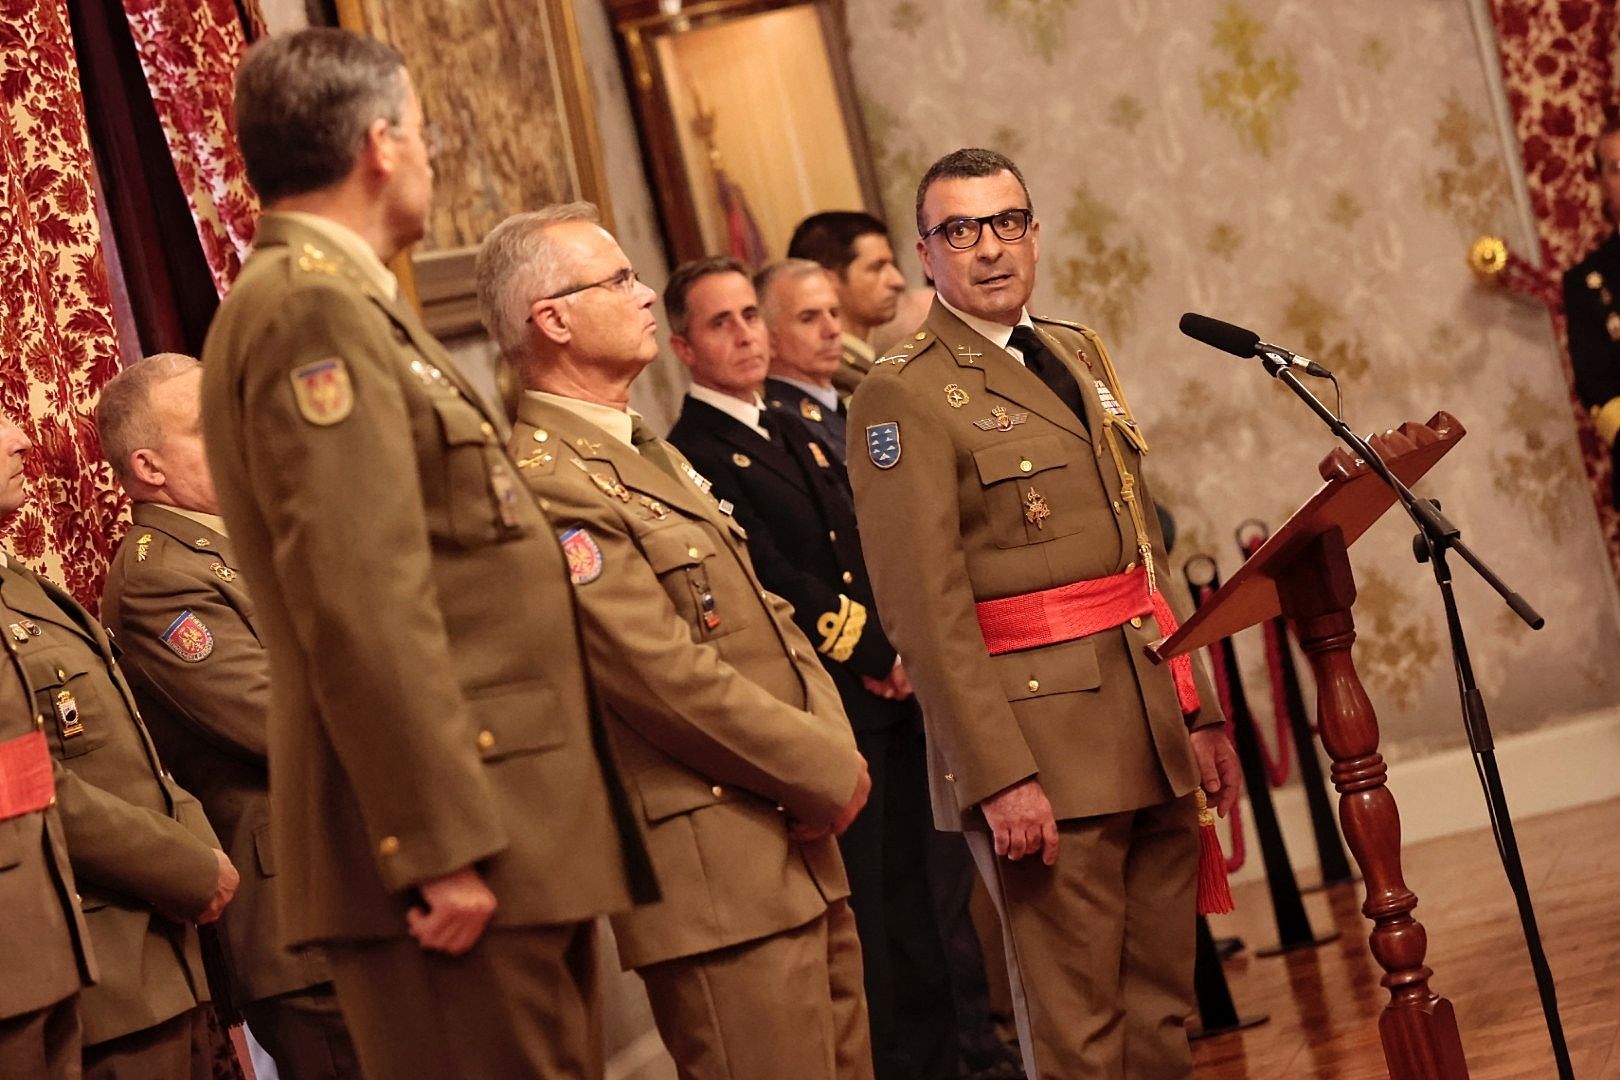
[1149, 412, 1471, 1080]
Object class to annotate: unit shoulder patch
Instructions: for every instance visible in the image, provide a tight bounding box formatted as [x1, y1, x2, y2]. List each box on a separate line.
[290, 357, 354, 426]
[559, 527, 603, 585]
[866, 422, 902, 469]
[161, 610, 215, 662]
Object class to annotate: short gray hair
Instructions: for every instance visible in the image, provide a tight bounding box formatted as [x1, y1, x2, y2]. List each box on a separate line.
[235, 28, 408, 204]
[475, 202, 602, 360]
[754, 258, 829, 325]
[96, 354, 200, 486]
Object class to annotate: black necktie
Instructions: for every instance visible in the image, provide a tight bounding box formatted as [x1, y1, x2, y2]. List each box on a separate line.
[1009, 325, 1088, 430]
[629, 416, 680, 481]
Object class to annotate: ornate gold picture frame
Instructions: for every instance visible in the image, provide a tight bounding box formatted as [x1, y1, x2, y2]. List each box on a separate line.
[335, 0, 612, 336]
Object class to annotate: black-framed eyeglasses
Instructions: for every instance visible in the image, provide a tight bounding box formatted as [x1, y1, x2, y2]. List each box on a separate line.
[543, 267, 640, 301]
[921, 208, 1034, 250]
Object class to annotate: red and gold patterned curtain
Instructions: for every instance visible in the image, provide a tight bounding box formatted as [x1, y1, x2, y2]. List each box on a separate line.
[1487, 0, 1620, 577]
[0, 0, 127, 603]
[120, 0, 260, 294]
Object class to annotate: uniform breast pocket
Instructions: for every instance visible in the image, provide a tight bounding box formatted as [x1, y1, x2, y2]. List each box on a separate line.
[973, 434, 1086, 548]
[431, 398, 531, 548]
[32, 665, 105, 761]
[641, 525, 751, 641]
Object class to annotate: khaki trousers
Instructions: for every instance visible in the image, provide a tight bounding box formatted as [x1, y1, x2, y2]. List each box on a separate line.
[967, 794, 1199, 1080]
[82, 1006, 211, 1080]
[326, 922, 601, 1080]
[0, 994, 80, 1080]
[638, 898, 875, 1080]
[241, 983, 360, 1080]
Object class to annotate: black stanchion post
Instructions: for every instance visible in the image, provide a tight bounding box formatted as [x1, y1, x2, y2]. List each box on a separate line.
[1270, 614, 1354, 889]
[1188, 915, 1268, 1040]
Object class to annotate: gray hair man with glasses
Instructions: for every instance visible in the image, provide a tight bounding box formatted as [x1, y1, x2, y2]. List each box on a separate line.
[845, 147, 1241, 1079]
[478, 206, 876, 1080]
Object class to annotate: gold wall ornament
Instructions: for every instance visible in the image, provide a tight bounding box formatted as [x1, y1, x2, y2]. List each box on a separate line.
[1468, 235, 1508, 280]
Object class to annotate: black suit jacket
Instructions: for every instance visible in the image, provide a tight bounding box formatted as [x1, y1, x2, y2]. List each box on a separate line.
[667, 395, 907, 734]
[764, 378, 849, 465]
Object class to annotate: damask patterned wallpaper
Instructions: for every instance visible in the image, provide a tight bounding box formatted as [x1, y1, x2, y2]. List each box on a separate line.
[846, 0, 1620, 756]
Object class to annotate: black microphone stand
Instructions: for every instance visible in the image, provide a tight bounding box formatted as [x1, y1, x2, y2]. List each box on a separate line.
[1254, 350, 1572, 1080]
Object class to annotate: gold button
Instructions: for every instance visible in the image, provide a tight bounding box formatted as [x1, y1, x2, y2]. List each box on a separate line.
[1112, 500, 1122, 513]
[480, 422, 495, 437]
[828, 530, 838, 542]
[34, 714, 44, 730]
[790, 647, 801, 661]
[1027, 679, 1040, 692]
[47, 794, 57, 807]
[711, 785, 724, 798]
[841, 571, 854, 584]
[477, 730, 495, 750]
[534, 430, 549, 443]
[539, 498, 551, 511]
[687, 546, 701, 559]
[944, 772, 956, 782]
[1125, 560, 1136, 571]
[1019, 459, 1033, 473]
[914, 332, 927, 341]
[1130, 616, 1143, 629]
[378, 836, 400, 856]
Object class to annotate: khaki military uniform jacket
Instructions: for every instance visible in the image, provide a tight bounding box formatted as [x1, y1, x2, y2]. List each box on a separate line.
[0, 594, 94, 1020]
[846, 301, 1220, 830]
[834, 333, 876, 398]
[101, 503, 328, 1005]
[200, 212, 648, 946]
[0, 562, 218, 1045]
[509, 397, 858, 970]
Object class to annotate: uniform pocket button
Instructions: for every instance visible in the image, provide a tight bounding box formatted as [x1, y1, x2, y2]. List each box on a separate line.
[1019, 459, 1033, 473]
[711, 785, 724, 798]
[378, 836, 400, 856]
[841, 571, 853, 584]
[1026, 679, 1040, 692]
[1129, 616, 1143, 629]
[477, 730, 496, 750]
[687, 546, 701, 559]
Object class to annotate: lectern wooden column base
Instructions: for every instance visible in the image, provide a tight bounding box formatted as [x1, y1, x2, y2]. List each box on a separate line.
[1152, 414, 1472, 1079]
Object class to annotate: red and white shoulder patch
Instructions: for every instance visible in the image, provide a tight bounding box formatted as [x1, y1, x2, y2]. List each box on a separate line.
[559, 527, 603, 585]
[161, 610, 214, 662]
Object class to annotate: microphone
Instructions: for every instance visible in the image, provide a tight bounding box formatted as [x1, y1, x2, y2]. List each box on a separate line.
[1178, 313, 1333, 378]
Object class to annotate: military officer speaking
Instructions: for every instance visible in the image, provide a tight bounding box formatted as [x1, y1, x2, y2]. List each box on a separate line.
[846, 148, 1242, 1079]
[202, 29, 651, 1078]
[1562, 118, 1620, 510]
[0, 417, 95, 1080]
[476, 204, 875, 1080]
[0, 414, 238, 1079]
[97, 354, 360, 1078]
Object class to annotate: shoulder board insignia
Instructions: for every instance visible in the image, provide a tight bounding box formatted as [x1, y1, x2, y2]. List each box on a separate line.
[559, 527, 603, 585]
[517, 448, 556, 471]
[296, 243, 341, 277]
[1031, 313, 1091, 332]
[290, 357, 353, 426]
[161, 610, 215, 663]
[866, 422, 902, 469]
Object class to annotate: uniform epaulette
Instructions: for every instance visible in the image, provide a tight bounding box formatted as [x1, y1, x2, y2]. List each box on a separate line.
[1030, 313, 1094, 334]
[873, 330, 935, 372]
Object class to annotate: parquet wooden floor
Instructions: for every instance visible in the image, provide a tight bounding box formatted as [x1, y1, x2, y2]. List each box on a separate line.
[1192, 798, 1620, 1079]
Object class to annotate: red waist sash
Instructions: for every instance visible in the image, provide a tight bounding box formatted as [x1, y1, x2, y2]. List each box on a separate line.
[975, 567, 1200, 714]
[0, 730, 55, 821]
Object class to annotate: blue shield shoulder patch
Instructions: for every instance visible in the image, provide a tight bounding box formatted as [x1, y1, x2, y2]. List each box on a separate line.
[866, 422, 902, 469]
[559, 527, 603, 585]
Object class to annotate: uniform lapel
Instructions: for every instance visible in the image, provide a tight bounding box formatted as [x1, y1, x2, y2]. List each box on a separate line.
[0, 561, 100, 647]
[132, 504, 259, 636]
[1029, 322, 1107, 439]
[924, 302, 1091, 445]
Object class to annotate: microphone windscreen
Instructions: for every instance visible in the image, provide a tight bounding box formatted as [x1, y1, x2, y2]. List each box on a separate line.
[1179, 313, 1259, 358]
